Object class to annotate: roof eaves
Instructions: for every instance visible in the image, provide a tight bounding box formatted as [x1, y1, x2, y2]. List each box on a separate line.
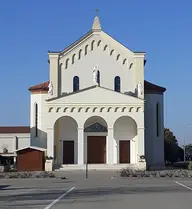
[60, 30, 93, 56]
[46, 85, 97, 102]
[102, 31, 135, 53]
[144, 80, 166, 92]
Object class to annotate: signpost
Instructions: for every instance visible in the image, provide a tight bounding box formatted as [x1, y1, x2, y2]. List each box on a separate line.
[86, 163, 88, 179]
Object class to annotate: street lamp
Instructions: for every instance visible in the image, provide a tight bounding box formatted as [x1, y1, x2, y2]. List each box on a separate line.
[184, 124, 192, 162]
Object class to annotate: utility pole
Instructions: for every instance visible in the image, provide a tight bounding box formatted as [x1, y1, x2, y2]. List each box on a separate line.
[183, 138, 186, 162]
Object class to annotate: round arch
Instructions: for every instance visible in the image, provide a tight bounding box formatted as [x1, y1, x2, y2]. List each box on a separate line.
[84, 116, 108, 164]
[84, 116, 108, 129]
[113, 116, 137, 164]
[114, 116, 137, 139]
[54, 116, 78, 128]
[54, 116, 78, 165]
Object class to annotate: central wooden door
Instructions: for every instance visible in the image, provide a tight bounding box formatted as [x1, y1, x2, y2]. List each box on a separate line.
[87, 136, 106, 163]
[63, 141, 74, 164]
[119, 140, 130, 163]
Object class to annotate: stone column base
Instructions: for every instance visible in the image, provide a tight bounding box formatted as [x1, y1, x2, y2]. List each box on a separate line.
[45, 160, 53, 171]
[137, 161, 147, 171]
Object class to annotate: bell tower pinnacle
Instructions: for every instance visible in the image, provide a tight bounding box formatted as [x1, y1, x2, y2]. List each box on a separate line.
[92, 9, 101, 31]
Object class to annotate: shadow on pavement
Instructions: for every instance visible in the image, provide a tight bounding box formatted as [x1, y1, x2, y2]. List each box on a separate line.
[0, 184, 190, 203]
[0, 185, 11, 190]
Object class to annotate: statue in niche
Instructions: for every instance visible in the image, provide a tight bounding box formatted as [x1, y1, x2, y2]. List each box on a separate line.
[92, 64, 99, 85]
[48, 81, 53, 96]
[137, 82, 143, 97]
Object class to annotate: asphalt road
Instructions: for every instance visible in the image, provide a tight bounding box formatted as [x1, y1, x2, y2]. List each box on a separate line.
[0, 171, 192, 209]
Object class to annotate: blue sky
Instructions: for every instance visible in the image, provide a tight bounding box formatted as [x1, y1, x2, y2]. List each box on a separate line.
[0, 0, 192, 146]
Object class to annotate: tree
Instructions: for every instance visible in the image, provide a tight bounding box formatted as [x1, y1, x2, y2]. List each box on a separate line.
[184, 144, 192, 161]
[164, 128, 183, 163]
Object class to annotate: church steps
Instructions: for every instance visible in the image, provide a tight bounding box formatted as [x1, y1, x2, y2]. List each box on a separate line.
[55, 164, 138, 171]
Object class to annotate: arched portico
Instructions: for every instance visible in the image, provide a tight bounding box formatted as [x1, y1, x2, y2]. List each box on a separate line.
[84, 116, 108, 164]
[54, 116, 78, 165]
[114, 116, 137, 164]
[46, 111, 145, 167]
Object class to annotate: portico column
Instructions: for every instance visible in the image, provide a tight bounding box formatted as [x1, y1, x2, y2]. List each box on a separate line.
[78, 127, 84, 164]
[47, 127, 54, 158]
[107, 127, 114, 164]
[137, 127, 145, 161]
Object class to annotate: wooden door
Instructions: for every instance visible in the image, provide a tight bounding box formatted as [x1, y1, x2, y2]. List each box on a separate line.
[63, 141, 74, 164]
[87, 136, 106, 163]
[119, 140, 130, 163]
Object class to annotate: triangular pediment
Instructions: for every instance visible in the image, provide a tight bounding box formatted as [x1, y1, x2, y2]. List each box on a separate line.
[51, 16, 136, 62]
[58, 29, 134, 59]
[46, 86, 143, 104]
[84, 122, 107, 132]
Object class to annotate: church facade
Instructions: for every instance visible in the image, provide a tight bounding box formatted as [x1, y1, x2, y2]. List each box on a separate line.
[29, 17, 166, 170]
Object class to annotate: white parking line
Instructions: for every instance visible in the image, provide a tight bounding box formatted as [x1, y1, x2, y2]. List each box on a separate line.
[175, 181, 192, 191]
[44, 186, 75, 209]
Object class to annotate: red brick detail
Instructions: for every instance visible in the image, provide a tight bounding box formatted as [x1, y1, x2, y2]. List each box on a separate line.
[0, 126, 30, 134]
[28, 81, 49, 93]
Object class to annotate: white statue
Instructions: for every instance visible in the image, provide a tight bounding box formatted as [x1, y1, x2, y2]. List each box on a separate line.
[48, 81, 53, 96]
[137, 82, 143, 97]
[93, 64, 99, 85]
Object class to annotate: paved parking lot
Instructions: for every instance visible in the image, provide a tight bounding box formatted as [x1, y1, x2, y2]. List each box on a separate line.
[0, 171, 192, 209]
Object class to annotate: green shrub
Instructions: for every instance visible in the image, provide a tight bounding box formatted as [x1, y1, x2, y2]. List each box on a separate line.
[188, 161, 192, 170]
[119, 168, 192, 178]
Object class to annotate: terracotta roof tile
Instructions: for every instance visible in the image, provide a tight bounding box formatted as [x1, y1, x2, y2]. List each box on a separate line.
[0, 126, 30, 134]
[28, 80, 166, 94]
[28, 81, 49, 92]
[144, 80, 166, 93]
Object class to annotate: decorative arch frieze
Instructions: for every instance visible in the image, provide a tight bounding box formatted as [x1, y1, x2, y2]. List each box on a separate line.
[136, 107, 143, 112]
[78, 49, 82, 60]
[103, 45, 108, 51]
[72, 54, 76, 64]
[123, 59, 127, 65]
[116, 54, 120, 61]
[129, 107, 135, 112]
[48, 107, 54, 112]
[56, 107, 61, 112]
[78, 107, 84, 112]
[122, 107, 128, 112]
[93, 107, 98, 112]
[91, 40, 95, 51]
[100, 107, 106, 112]
[62, 38, 133, 70]
[85, 107, 90, 112]
[97, 40, 102, 47]
[85, 45, 89, 55]
[63, 107, 69, 112]
[48, 105, 143, 113]
[65, 58, 69, 69]
[129, 63, 133, 69]
[71, 107, 76, 112]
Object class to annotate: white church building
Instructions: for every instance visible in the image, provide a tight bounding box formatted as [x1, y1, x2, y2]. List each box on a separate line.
[28, 16, 166, 170]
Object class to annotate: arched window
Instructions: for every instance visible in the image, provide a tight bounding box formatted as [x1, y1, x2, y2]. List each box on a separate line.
[97, 70, 100, 85]
[34, 103, 38, 137]
[114, 76, 121, 92]
[73, 76, 79, 92]
[156, 103, 160, 137]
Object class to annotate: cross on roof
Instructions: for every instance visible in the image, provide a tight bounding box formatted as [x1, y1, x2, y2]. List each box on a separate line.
[93, 8, 100, 15]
